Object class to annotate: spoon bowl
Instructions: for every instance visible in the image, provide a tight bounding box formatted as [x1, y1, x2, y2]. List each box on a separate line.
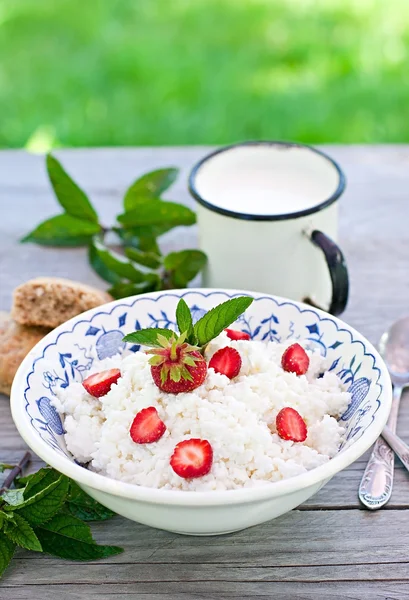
[379, 316, 409, 388]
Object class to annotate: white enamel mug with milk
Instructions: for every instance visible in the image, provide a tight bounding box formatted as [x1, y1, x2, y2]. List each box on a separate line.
[189, 141, 349, 315]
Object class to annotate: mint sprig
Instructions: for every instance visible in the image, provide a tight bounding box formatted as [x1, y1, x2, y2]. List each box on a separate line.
[0, 464, 123, 580]
[176, 298, 195, 343]
[123, 296, 254, 350]
[123, 327, 174, 347]
[22, 154, 207, 299]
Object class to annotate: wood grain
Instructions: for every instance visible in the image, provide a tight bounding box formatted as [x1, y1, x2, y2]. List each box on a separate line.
[1, 146, 409, 599]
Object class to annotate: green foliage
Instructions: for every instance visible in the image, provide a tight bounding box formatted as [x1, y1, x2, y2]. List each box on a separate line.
[123, 327, 174, 346]
[46, 154, 99, 223]
[65, 482, 115, 521]
[124, 168, 178, 210]
[22, 155, 207, 298]
[123, 296, 254, 349]
[0, 536, 15, 579]
[0, 467, 122, 579]
[36, 514, 122, 560]
[175, 298, 195, 342]
[0, 464, 15, 473]
[193, 296, 254, 347]
[21, 214, 101, 246]
[3, 513, 42, 552]
[2, 1, 409, 147]
[163, 250, 207, 288]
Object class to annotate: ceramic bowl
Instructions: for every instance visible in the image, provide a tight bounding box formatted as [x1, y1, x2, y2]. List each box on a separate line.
[11, 289, 391, 535]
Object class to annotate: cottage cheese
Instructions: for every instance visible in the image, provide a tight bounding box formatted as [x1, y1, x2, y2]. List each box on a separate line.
[54, 333, 350, 491]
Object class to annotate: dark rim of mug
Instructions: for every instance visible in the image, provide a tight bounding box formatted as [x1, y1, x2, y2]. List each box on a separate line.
[188, 140, 346, 221]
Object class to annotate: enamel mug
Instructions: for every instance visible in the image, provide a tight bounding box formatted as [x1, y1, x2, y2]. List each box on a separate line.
[188, 141, 349, 316]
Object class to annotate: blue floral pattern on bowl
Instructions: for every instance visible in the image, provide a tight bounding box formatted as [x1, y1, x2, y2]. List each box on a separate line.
[23, 291, 383, 459]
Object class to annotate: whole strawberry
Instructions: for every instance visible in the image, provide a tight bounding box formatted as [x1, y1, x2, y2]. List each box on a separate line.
[148, 333, 207, 394]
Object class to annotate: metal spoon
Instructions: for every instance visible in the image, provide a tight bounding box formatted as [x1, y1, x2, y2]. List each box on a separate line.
[359, 317, 409, 509]
[382, 426, 409, 473]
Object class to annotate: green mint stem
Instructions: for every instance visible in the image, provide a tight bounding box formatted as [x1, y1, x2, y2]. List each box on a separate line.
[0, 452, 31, 495]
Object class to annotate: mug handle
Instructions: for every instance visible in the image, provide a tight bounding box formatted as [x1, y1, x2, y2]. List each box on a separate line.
[304, 230, 349, 316]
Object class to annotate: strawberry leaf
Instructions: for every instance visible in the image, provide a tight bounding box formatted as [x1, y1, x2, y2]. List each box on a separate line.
[21, 214, 101, 247]
[176, 299, 195, 343]
[123, 328, 174, 347]
[163, 250, 207, 287]
[0, 534, 15, 578]
[4, 513, 42, 552]
[46, 154, 99, 223]
[194, 296, 254, 347]
[124, 168, 178, 211]
[118, 199, 196, 228]
[35, 514, 123, 561]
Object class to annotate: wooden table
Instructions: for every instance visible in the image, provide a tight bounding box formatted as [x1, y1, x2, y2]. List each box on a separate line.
[1, 146, 409, 599]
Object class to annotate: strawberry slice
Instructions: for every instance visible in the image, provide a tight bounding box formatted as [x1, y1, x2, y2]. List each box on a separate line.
[170, 438, 213, 478]
[82, 368, 121, 397]
[281, 343, 310, 376]
[225, 328, 251, 341]
[276, 407, 308, 442]
[130, 407, 166, 444]
[209, 347, 242, 379]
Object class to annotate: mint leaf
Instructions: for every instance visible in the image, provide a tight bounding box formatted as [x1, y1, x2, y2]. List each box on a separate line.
[89, 239, 122, 285]
[0, 511, 13, 529]
[124, 168, 178, 211]
[123, 328, 174, 346]
[4, 513, 42, 552]
[114, 226, 164, 254]
[91, 239, 147, 283]
[108, 276, 161, 300]
[125, 247, 162, 270]
[65, 482, 115, 521]
[163, 250, 207, 287]
[47, 154, 99, 223]
[176, 299, 195, 343]
[7, 475, 69, 526]
[21, 214, 101, 247]
[1, 489, 24, 506]
[35, 514, 123, 561]
[118, 199, 196, 228]
[194, 296, 254, 347]
[0, 534, 15, 578]
[24, 467, 61, 500]
[0, 464, 15, 473]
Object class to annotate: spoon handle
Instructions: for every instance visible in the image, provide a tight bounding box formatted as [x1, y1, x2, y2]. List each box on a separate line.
[358, 385, 402, 510]
[382, 427, 409, 473]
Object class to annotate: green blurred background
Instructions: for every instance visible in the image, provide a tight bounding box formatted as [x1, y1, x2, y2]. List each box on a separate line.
[2, 0, 408, 150]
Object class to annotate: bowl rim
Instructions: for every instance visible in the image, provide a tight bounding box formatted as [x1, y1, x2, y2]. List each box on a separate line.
[11, 288, 392, 507]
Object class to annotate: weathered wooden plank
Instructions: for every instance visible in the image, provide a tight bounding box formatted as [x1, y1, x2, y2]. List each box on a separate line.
[4, 559, 409, 585]
[2, 509, 409, 570]
[1, 581, 409, 600]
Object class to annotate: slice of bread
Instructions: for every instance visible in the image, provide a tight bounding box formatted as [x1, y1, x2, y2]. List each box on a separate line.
[0, 312, 50, 396]
[12, 277, 113, 329]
